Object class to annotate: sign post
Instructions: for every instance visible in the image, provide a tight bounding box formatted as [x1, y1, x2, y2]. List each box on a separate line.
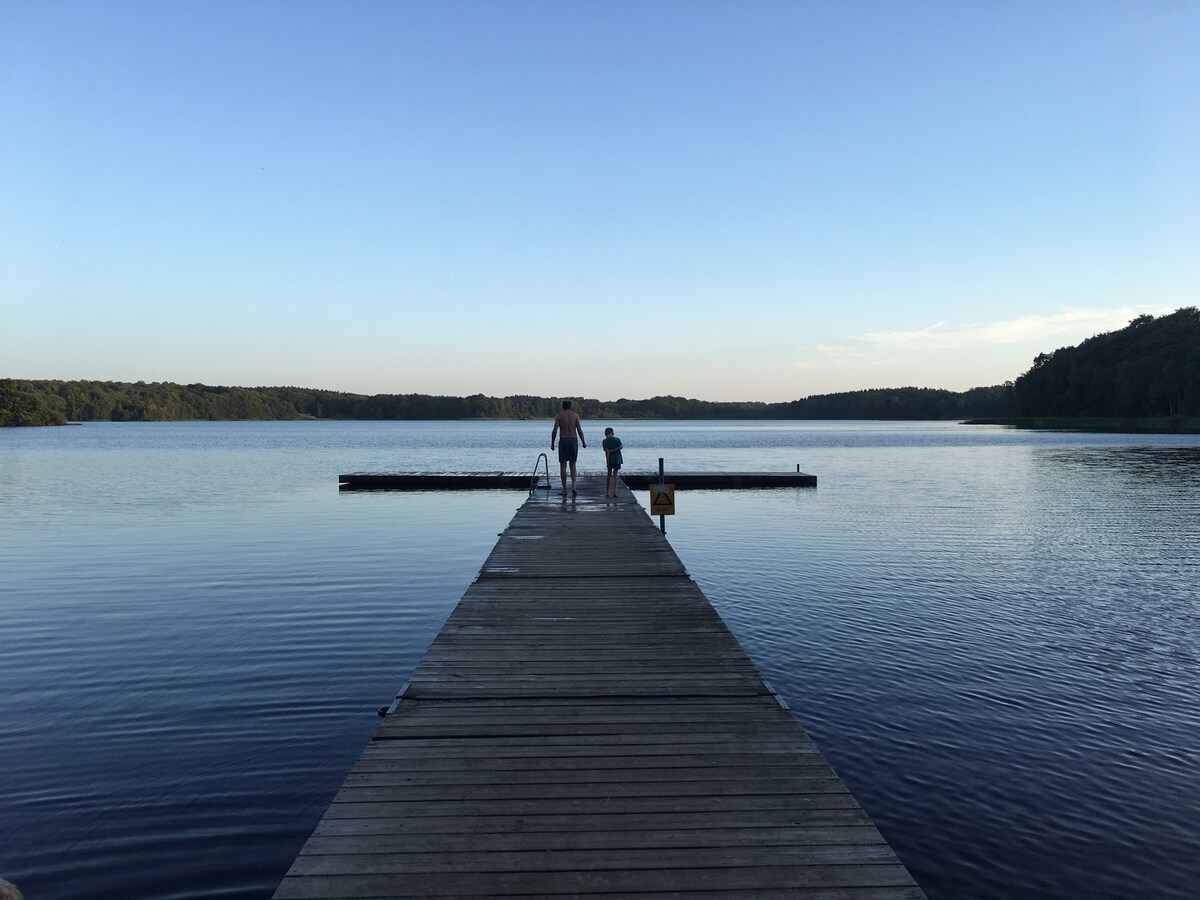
[651, 456, 674, 533]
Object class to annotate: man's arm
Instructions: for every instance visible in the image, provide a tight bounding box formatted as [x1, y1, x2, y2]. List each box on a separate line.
[576, 420, 586, 447]
[551, 417, 559, 447]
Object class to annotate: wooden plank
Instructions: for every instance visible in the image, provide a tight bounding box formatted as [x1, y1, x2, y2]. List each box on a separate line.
[319, 794, 864, 819]
[274, 865, 915, 898]
[338, 472, 535, 490]
[287, 844, 907, 874]
[341, 767, 839, 787]
[312, 807, 882, 836]
[282, 887, 920, 900]
[622, 471, 818, 488]
[274, 474, 922, 898]
[299, 825, 892, 853]
[331, 774, 851, 801]
[351, 751, 831, 771]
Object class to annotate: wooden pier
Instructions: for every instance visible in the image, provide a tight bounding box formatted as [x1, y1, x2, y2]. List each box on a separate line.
[275, 475, 922, 899]
[339, 471, 817, 490]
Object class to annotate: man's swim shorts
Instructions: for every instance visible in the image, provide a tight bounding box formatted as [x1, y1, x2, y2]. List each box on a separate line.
[558, 437, 579, 463]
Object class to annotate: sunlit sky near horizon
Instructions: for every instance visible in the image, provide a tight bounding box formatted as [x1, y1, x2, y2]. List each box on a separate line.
[3, 1, 1197, 402]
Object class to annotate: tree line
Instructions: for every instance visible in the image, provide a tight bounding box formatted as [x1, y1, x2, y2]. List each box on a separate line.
[1, 379, 1010, 426]
[1011, 307, 1200, 418]
[9, 308, 1195, 426]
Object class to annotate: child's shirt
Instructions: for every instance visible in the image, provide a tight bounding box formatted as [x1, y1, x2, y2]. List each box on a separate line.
[601, 435, 623, 466]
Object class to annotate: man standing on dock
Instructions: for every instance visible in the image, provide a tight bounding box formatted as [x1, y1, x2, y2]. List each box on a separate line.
[550, 400, 586, 496]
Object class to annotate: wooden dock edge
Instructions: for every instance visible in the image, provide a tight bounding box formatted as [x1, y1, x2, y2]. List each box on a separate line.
[339, 471, 817, 490]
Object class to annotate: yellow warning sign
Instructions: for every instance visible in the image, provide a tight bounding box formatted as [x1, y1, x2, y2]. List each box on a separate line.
[649, 483, 675, 515]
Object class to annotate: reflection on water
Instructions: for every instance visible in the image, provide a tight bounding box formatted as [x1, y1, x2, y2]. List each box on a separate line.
[2, 422, 1199, 899]
[1046, 445, 1200, 474]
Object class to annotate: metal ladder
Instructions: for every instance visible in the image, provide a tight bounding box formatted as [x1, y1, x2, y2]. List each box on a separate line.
[529, 452, 551, 495]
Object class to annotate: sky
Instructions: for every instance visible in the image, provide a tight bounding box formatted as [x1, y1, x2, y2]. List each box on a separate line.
[2, 1, 1197, 402]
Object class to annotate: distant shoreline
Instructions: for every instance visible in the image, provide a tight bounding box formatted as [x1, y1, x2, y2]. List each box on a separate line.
[2, 379, 1011, 427]
[15, 416, 1200, 436]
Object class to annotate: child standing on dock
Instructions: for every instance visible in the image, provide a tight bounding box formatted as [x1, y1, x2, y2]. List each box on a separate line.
[602, 427, 623, 497]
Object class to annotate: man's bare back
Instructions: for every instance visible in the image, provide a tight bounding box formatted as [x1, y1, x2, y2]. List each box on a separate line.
[552, 408, 583, 442]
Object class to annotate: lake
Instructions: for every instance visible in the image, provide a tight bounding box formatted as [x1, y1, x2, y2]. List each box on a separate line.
[1, 420, 1198, 899]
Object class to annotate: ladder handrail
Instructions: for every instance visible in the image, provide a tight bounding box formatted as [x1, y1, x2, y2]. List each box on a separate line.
[529, 452, 551, 495]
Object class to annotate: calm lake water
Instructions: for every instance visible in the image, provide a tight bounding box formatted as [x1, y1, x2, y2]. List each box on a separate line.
[2, 420, 1199, 899]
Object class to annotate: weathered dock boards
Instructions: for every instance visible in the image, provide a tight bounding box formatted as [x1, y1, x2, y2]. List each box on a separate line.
[620, 471, 816, 489]
[275, 475, 922, 899]
[339, 472, 533, 490]
[339, 471, 817, 490]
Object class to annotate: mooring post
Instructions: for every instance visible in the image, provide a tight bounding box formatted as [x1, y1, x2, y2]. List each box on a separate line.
[658, 457, 666, 534]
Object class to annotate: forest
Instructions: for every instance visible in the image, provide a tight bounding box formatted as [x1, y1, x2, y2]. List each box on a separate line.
[0, 379, 1009, 425]
[5, 308, 1195, 426]
[1010, 307, 1200, 418]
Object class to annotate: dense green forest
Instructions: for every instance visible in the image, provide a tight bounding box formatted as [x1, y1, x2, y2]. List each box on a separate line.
[1011, 307, 1200, 417]
[0, 379, 65, 426]
[0, 379, 1009, 425]
[779, 385, 1008, 420]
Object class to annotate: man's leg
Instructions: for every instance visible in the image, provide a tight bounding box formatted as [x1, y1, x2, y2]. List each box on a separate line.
[569, 460, 578, 494]
[559, 460, 567, 493]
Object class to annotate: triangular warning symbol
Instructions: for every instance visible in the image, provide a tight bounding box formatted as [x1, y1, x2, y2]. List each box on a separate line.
[651, 490, 673, 509]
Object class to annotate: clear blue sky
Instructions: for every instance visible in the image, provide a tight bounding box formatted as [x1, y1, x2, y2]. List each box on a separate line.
[3, 0, 1196, 402]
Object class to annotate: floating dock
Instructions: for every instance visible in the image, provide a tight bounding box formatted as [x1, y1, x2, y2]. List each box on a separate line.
[339, 470, 817, 490]
[276, 474, 920, 899]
